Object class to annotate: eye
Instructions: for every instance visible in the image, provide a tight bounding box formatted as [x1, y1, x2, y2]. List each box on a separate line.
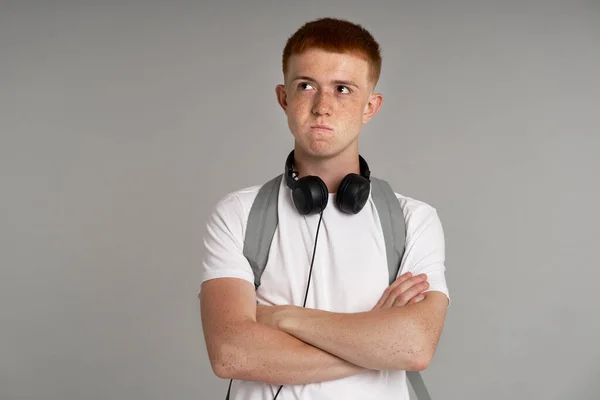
[337, 85, 351, 94]
[299, 82, 314, 90]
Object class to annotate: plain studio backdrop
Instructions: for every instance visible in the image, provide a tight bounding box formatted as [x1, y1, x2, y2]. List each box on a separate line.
[1, 1, 599, 399]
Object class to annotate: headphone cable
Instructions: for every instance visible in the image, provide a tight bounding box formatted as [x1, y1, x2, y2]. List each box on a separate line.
[226, 210, 324, 400]
[273, 209, 323, 399]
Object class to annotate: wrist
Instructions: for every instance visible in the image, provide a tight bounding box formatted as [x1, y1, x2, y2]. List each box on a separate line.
[277, 305, 299, 331]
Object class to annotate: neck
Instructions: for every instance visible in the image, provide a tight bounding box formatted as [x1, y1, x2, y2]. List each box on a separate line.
[293, 146, 361, 193]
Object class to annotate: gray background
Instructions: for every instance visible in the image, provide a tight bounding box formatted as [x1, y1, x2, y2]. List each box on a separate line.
[1, 1, 599, 399]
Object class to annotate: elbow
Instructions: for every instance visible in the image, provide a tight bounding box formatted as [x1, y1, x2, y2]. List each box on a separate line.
[211, 359, 232, 380]
[382, 348, 432, 372]
[206, 319, 260, 381]
[398, 341, 435, 372]
[209, 342, 244, 380]
[406, 352, 432, 372]
[398, 322, 438, 371]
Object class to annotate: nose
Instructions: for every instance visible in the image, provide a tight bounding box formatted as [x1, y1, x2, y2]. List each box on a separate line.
[312, 92, 333, 116]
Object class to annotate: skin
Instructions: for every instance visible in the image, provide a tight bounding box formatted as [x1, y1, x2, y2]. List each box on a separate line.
[200, 274, 429, 385]
[275, 48, 383, 193]
[373, 272, 430, 310]
[255, 276, 447, 371]
[200, 48, 446, 385]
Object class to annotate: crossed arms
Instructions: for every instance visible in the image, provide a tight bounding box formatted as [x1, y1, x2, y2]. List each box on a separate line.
[199, 272, 448, 386]
[199, 195, 449, 385]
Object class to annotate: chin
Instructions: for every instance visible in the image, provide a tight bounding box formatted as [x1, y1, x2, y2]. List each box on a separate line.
[305, 145, 345, 160]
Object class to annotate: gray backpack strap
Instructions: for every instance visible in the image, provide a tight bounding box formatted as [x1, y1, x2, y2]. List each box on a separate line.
[370, 177, 432, 400]
[370, 177, 406, 285]
[242, 174, 282, 290]
[407, 371, 432, 400]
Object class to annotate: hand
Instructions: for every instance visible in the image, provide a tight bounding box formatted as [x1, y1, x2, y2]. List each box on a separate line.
[256, 303, 292, 330]
[372, 272, 429, 310]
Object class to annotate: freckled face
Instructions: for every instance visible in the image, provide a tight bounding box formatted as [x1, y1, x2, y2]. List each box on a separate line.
[277, 48, 379, 159]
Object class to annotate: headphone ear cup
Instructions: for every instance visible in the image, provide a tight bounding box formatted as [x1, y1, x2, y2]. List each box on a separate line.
[336, 174, 371, 214]
[292, 176, 329, 215]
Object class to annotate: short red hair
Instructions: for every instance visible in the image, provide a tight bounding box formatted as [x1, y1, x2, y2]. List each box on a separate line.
[282, 17, 382, 87]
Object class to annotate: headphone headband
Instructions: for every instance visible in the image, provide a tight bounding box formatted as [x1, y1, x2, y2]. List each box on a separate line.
[284, 150, 372, 215]
[284, 150, 371, 189]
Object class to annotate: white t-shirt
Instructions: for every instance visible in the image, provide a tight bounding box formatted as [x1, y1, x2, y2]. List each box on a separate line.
[199, 176, 450, 400]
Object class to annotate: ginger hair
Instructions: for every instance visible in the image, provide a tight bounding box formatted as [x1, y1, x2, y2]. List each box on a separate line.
[282, 17, 382, 87]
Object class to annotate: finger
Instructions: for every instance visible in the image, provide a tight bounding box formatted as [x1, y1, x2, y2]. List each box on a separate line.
[381, 274, 427, 308]
[407, 293, 426, 304]
[374, 272, 414, 309]
[383, 276, 428, 308]
[390, 271, 415, 290]
[401, 281, 430, 306]
[380, 275, 419, 308]
[373, 272, 412, 309]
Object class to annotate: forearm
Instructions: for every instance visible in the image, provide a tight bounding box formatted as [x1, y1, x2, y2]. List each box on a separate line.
[213, 319, 368, 385]
[277, 297, 445, 371]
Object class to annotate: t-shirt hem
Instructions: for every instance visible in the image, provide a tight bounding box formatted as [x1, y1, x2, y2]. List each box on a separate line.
[198, 270, 256, 296]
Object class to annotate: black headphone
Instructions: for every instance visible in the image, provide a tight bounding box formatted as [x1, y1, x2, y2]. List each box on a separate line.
[284, 150, 372, 215]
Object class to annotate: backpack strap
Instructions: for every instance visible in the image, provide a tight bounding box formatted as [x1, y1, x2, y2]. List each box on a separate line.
[370, 177, 406, 286]
[370, 177, 432, 400]
[242, 174, 282, 290]
[242, 174, 432, 400]
[406, 370, 432, 400]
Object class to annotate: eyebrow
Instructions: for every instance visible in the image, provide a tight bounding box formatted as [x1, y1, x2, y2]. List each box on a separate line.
[292, 76, 360, 90]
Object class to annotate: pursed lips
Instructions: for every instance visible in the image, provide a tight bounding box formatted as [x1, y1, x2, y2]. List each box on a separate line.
[310, 124, 334, 132]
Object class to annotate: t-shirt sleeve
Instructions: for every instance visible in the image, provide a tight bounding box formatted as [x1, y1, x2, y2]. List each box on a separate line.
[198, 192, 255, 296]
[400, 204, 450, 304]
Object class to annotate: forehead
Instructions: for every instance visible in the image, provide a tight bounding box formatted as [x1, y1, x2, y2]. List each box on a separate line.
[286, 48, 370, 83]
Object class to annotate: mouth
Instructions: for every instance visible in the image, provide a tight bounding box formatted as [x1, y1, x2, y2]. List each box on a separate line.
[310, 124, 333, 132]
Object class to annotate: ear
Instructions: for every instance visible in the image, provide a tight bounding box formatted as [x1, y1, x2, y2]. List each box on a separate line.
[362, 92, 383, 124]
[275, 84, 288, 113]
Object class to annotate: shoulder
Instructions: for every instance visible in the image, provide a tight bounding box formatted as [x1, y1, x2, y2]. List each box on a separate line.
[207, 176, 282, 238]
[213, 174, 285, 216]
[393, 191, 444, 243]
[394, 192, 439, 221]
[209, 183, 261, 224]
[200, 183, 267, 292]
[217, 184, 261, 213]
